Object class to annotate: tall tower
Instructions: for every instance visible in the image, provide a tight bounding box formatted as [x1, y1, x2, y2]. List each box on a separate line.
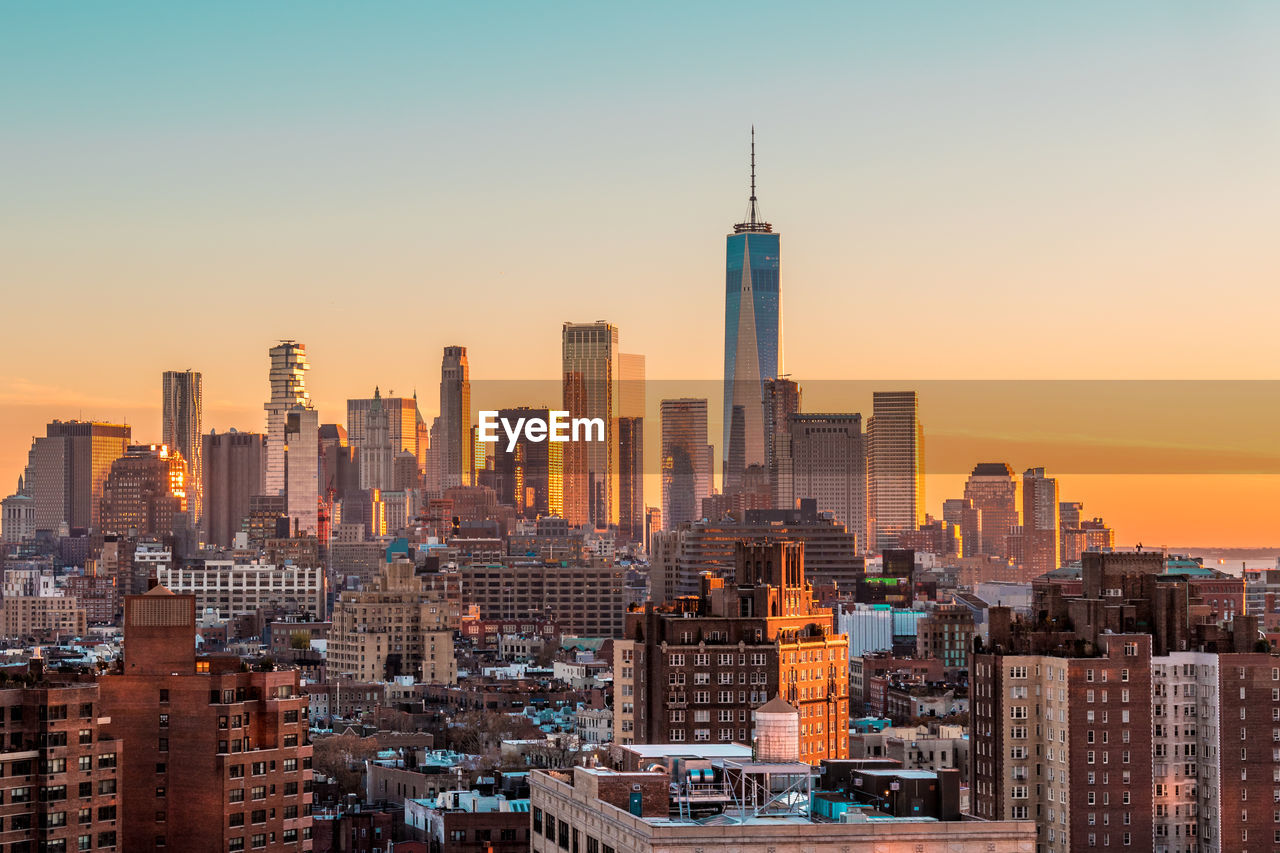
[963, 462, 1020, 557]
[285, 406, 319, 536]
[660, 398, 713, 530]
[867, 391, 924, 552]
[162, 370, 203, 523]
[263, 341, 310, 497]
[562, 322, 619, 529]
[438, 346, 472, 489]
[1021, 467, 1060, 575]
[723, 128, 781, 493]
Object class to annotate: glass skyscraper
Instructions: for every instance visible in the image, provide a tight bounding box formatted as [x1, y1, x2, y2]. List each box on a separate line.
[722, 130, 780, 492]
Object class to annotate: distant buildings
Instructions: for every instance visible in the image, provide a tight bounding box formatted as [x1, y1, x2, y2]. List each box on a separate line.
[775, 412, 867, 550]
[161, 369, 203, 523]
[202, 430, 265, 548]
[963, 462, 1019, 557]
[284, 406, 319, 536]
[98, 444, 187, 538]
[263, 340, 311, 498]
[868, 391, 923, 551]
[437, 345, 472, 490]
[659, 398, 713, 530]
[23, 420, 131, 532]
[155, 560, 327, 621]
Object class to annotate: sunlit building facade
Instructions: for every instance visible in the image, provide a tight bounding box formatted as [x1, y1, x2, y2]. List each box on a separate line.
[162, 369, 203, 523]
[264, 341, 311, 498]
[867, 392, 924, 551]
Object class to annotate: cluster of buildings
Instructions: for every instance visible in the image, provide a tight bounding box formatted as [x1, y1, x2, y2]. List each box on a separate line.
[0, 138, 1273, 853]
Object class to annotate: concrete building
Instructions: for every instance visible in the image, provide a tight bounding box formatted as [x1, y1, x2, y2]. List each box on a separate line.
[284, 406, 319, 537]
[867, 392, 923, 551]
[915, 602, 975, 676]
[529, 760, 1033, 853]
[963, 462, 1019, 558]
[0, 594, 87, 641]
[438, 346, 472, 490]
[100, 588, 313, 853]
[203, 430, 265, 547]
[458, 561, 628, 638]
[327, 561, 459, 684]
[264, 340, 311, 499]
[1, 490, 36, 544]
[775, 412, 867, 549]
[23, 420, 131, 532]
[155, 560, 327, 621]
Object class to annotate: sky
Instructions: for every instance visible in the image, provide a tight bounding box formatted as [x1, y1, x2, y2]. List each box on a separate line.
[3, 2, 1280, 546]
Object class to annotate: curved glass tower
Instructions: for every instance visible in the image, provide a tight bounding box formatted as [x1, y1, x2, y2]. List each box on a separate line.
[722, 130, 780, 492]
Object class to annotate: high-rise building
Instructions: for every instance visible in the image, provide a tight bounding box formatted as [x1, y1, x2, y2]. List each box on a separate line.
[491, 407, 553, 519]
[23, 420, 131, 532]
[660, 398, 713, 530]
[723, 130, 781, 494]
[942, 497, 981, 559]
[0, 676, 121, 853]
[764, 376, 801, 505]
[353, 388, 395, 492]
[100, 588, 313, 852]
[98, 444, 188, 538]
[1, 487, 35, 545]
[617, 352, 646, 544]
[1019, 467, 1059, 575]
[346, 390, 424, 459]
[971, 551, 1280, 853]
[284, 406, 319, 536]
[327, 559, 459, 684]
[777, 413, 867, 550]
[161, 370, 203, 524]
[438, 346, 472, 490]
[202, 430, 265, 547]
[963, 463, 1019, 557]
[264, 341, 310, 498]
[615, 540, 848, 762]
[867, 392, 924, 551]
[562, 322, 620, 529]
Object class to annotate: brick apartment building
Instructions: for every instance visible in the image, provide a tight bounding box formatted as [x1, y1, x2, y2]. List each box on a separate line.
[99, 587, 313, 852]
[0, 675, 121, 852]
[613, 540, 849, 762]
[973, 549, 1280, 853]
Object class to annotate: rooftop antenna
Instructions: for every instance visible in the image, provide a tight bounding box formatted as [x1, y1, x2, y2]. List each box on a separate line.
[734, 126, 772, 234]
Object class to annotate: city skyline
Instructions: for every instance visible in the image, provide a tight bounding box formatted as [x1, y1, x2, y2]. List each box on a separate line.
[6, 3, 1280, 545]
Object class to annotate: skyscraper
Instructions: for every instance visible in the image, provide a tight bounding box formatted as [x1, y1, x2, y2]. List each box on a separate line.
[659, 398, 713, 529]
[778, 413, 867, 549]
[438, 346, 472, 489]
[1020, 466, 1059, 575]
[963, 462, 1019, 557]
[867, 391, 924, 551]
[162, 369, 202, 523]
[263, 341, 310, 497]
[491, 406, 552, 518]
[723, 129, 781, 493]
[562, 321, 620, 529]
[346, 390, 424, 462]
[99, 444, 187, 538]
[764, 376, 801, 506]
[202, 430, 265, 547]
[284, 405, 319, 536]
[354, 388, 395, 492]
[618, 352, 646, 543]
[23, 420, 131, 532]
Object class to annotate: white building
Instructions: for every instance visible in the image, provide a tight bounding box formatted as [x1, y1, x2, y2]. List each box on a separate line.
[156, 560, 326, 620]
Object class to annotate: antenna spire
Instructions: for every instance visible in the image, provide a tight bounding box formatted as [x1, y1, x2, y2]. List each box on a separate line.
[735, 126, 772, 234]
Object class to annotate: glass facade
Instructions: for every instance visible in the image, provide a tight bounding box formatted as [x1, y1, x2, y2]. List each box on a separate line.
[722, 231, 780, 482]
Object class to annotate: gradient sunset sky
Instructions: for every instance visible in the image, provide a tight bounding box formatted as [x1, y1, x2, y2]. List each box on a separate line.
[4, 2, 1280, 546]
